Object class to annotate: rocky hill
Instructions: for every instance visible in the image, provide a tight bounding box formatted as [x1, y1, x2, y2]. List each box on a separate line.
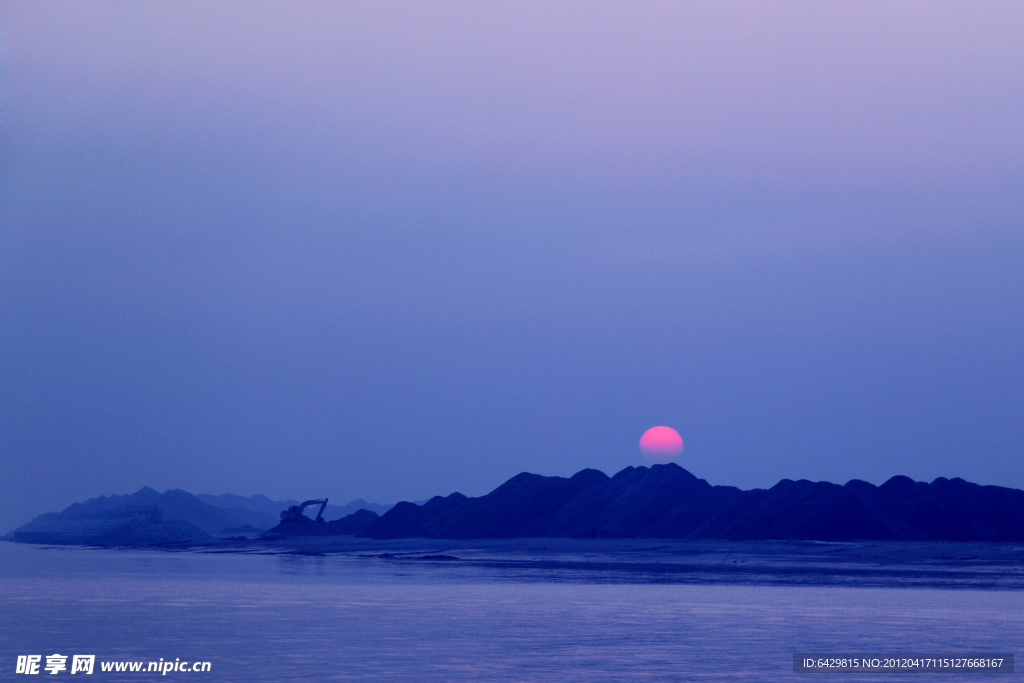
[356, 464, 1024, 541]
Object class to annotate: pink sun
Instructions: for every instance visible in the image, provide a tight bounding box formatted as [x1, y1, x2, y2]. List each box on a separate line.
[639, 426, 684, 463]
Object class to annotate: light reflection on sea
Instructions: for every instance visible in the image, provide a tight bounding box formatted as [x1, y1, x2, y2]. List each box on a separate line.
[1, 542, 1021, 682]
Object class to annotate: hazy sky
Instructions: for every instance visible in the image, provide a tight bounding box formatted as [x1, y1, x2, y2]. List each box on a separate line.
[2, 1, 1022, 531]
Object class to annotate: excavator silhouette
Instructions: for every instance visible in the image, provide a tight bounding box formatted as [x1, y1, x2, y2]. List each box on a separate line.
[279, 499, 328, 523]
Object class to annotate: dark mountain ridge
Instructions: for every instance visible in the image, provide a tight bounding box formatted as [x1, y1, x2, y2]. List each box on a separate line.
[357, 464, 1024, 542]
[13, 466, 1024, 544]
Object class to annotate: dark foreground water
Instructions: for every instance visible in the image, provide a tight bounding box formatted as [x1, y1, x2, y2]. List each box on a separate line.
[1, 541, 1021, 681]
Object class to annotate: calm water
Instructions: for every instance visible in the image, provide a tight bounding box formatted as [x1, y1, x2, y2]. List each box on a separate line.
[1, 542, 1021, 681]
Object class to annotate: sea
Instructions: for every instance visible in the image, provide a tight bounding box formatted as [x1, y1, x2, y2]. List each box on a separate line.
[1, 541, 1021, 681]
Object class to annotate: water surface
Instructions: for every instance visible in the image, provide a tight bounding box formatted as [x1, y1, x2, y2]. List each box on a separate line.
[1, 542, 1020, 681]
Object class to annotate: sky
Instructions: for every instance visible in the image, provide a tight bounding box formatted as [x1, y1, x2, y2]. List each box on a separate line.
[1, 1, 1022, 532]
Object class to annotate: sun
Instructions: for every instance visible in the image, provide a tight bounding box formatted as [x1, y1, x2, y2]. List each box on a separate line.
[639, 426, 683, 463]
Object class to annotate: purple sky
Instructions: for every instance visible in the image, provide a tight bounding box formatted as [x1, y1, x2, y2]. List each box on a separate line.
[1, 1, 1022, 531]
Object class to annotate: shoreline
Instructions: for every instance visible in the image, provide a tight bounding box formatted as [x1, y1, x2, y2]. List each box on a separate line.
[8, 536, 1024, 590]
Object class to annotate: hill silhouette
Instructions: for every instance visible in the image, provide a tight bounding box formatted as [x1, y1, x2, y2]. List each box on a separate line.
[9, 488, 396, 544]
[14, 466, 1024, 544]
[355, 464, 1024, 541]
[10, 488, 267, 544]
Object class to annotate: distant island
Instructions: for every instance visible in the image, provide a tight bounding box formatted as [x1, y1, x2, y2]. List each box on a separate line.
[8, 464, 1024, 546]
[7, 489, 393, 546]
